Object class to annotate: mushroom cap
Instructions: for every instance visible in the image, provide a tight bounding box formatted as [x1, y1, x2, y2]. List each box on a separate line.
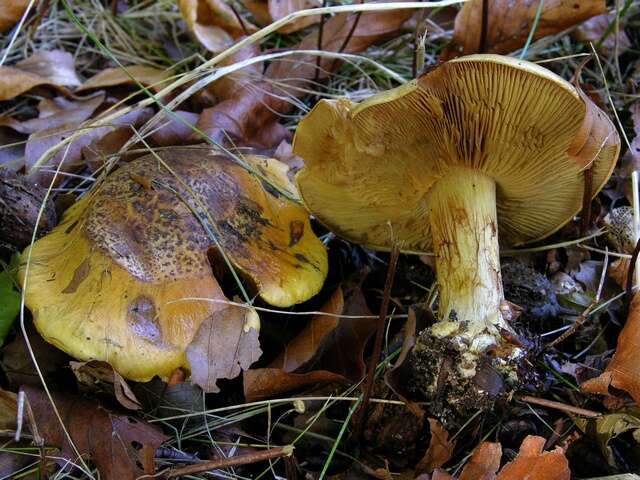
[19, 148, 328, 381]
[293, 54, 620, 250]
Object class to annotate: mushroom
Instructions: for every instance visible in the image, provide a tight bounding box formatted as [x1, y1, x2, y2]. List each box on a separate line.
[293, 54, 619, 376]
[19, 148, 328, 381]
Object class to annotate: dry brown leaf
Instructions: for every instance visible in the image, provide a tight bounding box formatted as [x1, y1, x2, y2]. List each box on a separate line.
[582, 292, 640, 404]
[495, 435, 570, 480]
[0, 0, 29, 33]
[22, 385, 166, 479]
[196, 3, 414, 147]
[458, 442, 501, 480]
[0, 389, 17, 430]
[239, 0, 271, 25]
[206, 40, 262, 103]
[0, 50, 80, 101]
[71, 360, 142, 410]
[186, 305, 262, 393]
[448, 0, 606, 56]
[271, 287, 344, 371]
[149, 110, 199, 146]
[431, 436, 569, 480]
[573, 13, 631, 56]
[415, 418, 455, 475]
[269, 0, 322, 33]
[25, 107, 153, 186]
[0, 94, 104, 134]
[243, 283, 376, 401]
[177, 0, 257, 52]
[243, 368, 346, 401]
[77, 65, 171, 92]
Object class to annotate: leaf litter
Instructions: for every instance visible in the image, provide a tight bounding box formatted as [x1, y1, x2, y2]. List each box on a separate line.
[0, 0, 640, 478]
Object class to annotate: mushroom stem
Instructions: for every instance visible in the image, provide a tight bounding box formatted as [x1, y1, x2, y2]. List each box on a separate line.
[428, 169, 509, 370]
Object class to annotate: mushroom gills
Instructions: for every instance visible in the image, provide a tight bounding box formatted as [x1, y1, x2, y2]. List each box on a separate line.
[427, 168, 511, 376]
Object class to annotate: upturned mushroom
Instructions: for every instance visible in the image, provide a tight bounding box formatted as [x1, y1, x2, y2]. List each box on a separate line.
[293, 54, 619, 377]
[19, 148, 328, 382]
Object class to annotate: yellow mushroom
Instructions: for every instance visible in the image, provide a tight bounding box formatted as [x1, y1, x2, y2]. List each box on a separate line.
[19, 148, 328, 382]
[293, 54, 619, 376]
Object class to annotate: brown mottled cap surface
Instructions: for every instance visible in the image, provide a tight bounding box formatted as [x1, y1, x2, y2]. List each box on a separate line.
[19, 148, 327, 381]
[293, 54, 620, 249]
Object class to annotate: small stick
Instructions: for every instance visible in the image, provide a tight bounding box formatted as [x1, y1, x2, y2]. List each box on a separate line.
[518, 395, 600, 418]
[546, 248, 608, 349]
[230, 3, 250, 36]
[354, 244, 401, 440]
[314, 0, 329, 83]
[625, 236, 640, 310]
[163, 446, 293, 478]
[479, 0, 489, 53]
[329, 1, 364, 73]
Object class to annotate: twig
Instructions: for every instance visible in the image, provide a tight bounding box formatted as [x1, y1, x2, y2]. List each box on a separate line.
[546, 248, 608, 349]
[314, 0, 329, 83]
[625, 236, 640, 310]
[354, 244, 401, 440]
[518, 395, 600, 418]
[230, 3, 250, 36]
[162, 446, 293, 478]
[479, 0, 489, 53]
[329, 1, 364, 73]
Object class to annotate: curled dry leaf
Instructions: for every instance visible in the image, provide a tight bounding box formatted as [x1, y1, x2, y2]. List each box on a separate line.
[196, 3, 414, 147]
[0, 0, 29, 33]
[149, 110, 199, 146]
[186, 304, 262, 393]
[0, 50, 81, 101]
[240, 0, 321, 33]
[573, 13, 631, 56]
[447, 0, 606, 56]
[582, 292, 640, 404]
[71, 360, 142, 410]
[77, 65, 171, 93]
[0, 388, 17, 430]
[177, 0, 257, 52]
[19, 148, 327, 384]
[415, 418, 455, 475]
[0, 93, 104, 135]
[21, 386, 166, 479]
[25, 107, 153, 186]
[243, 283, 376, 401]
[431, 435, 569, 480]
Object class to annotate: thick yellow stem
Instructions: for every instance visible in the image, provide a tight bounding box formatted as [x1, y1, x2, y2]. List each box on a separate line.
[427, 169, 509, 366]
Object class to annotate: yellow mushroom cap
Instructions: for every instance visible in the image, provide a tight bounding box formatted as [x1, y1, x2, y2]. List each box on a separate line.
[293, 54, 620, 250]
[19, 148, 328, 381]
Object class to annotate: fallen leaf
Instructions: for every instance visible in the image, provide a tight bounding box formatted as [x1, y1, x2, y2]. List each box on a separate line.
[448, 0, 606, 56]
[573, 13, 631, 55]
[582, 292, 640, 405]
[196, 3, 414, 147]
[269, 0, 322, 33]
[186, 305, 262, 393]
[415, 418, 455, 474]
[22, 385, 166, 479]
[431, 436, 569, 480]
[496, 435, 570, 480]
[0, 388, 17, 429]
[0, 93, 104, 134]
[0, 50, 80, 101]
[243, 283, 376, 401]
[205, 40, 262, 103]
[71, 360, 142, 410]
[0, 167, 57, 249]
[0, 0, 29, 33]
[77, 65, 171, 92]
[270, 287, 344, 371]
[25, 107, 153, 186]
[149, 110, 199, 146]
[177, 0, 257, 52]
[574, 409, 640, 469]
[0, 254, 20, 345]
